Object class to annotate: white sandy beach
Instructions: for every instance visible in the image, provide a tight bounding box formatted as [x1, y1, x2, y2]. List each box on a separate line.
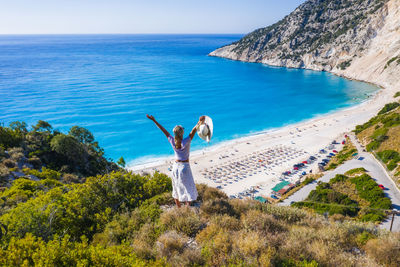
[129, 84, 397, 198]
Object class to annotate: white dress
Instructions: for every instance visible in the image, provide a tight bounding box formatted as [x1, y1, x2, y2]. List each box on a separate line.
[168, 135, 198, 202]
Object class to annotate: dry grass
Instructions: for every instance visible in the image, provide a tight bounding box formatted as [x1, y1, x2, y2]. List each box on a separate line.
[200, 198, 237, 218]
[209, 214, 241, 231]
[376, 125, 400, 153]
[357, 124, 376, 146]
[241, 209, 286, 233]
[196, 183, 228, 202]
[364, 232, 400, 266]
[160, 207, 203, 237]
[155, 230, 188, 259]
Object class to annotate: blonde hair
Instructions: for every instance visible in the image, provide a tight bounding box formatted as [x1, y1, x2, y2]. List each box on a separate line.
[173, 125, 184, 147]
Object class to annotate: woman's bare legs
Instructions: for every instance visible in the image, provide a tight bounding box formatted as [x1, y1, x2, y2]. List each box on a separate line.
[174, 199, 192, 208]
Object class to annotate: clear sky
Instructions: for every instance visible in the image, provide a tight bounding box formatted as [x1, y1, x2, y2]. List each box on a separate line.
[0, 0, 306, 34]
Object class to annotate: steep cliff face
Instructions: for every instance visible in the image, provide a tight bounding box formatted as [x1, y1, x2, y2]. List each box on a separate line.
[210, 0, 400, 88]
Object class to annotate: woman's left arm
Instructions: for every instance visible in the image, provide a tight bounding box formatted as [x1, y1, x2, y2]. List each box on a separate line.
[189, 116, 205, 140]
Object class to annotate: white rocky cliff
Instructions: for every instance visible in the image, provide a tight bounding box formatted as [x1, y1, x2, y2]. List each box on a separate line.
[210, 0, 400, 89]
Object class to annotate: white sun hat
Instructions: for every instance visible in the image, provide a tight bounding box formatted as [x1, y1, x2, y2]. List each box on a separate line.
[197, 115, 213, 143]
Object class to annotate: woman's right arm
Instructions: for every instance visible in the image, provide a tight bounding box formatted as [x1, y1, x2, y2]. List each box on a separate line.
[147, 115, 170, 138]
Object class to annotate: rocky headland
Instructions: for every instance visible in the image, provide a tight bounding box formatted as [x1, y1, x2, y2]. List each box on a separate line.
[210, 0, 400, 90]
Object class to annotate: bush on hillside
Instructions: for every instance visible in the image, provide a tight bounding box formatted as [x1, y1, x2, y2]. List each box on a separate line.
[293, 173, 391, 222]
[364, 232, 400, 266]
[160, 207, 203, 237]
[378, 102, 400, 115]
[0, 171, 172, 242]
[350, 174, 391, 210]
[196, 183, 228, 202]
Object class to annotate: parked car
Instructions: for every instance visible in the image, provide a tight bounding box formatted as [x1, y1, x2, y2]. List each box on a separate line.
[378, 184, 385, 190]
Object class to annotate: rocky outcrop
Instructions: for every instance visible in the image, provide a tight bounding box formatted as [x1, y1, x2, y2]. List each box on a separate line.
[210, 0, 400, 89]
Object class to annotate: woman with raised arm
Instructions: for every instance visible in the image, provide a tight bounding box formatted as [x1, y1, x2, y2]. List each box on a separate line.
[146, 114, 205, 207]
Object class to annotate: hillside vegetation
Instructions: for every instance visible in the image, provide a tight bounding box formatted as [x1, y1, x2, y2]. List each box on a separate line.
[0, 120, 120, 187]
[355, 98, 400, 186]
[293, 170, 392, 222]
[0, 121, 399, 266]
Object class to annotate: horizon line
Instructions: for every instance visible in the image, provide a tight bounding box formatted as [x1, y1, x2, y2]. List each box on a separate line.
[0, 32, 246, 36]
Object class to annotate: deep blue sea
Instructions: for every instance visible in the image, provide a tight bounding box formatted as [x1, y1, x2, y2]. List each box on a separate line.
[0, 34, 378, 166]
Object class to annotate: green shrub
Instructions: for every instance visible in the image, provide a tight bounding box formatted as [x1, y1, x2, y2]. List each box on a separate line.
[0, 171, 172, 242]
[366, 140, 380, 151]
[360, 211, 385, 222]
[354, 115, 381, 134]
[377, 150, 400, 163]
[0, 126, 23, 150]
[394, 91, 400, 98]
[385, 56, 400, 69]
[294, 173, 391, 222]
[387, 160, 399, 171]
[23, 167, 61, 180]
[302, 177, 314, 185]
[0, 233, 164, 266]
[381, 113, 400, 127]
[350, 174, 391, 210]
[337, 60, 352, 70]
[378, 102, 400, 115]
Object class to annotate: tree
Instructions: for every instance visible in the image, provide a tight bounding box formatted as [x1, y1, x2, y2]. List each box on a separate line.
[0, 126, 23, 149]
[32, 120, 53, 133]
[69, 126, 94, 144]
[9, 121, 27, 133]
[117, 157, 126, 167]
[50, 134, 85, 164]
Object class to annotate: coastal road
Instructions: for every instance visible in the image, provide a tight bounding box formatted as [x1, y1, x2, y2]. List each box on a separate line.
[280, 134, 400, 232]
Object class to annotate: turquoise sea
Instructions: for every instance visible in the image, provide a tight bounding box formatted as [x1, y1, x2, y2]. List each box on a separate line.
[0, 34, 378, 165]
